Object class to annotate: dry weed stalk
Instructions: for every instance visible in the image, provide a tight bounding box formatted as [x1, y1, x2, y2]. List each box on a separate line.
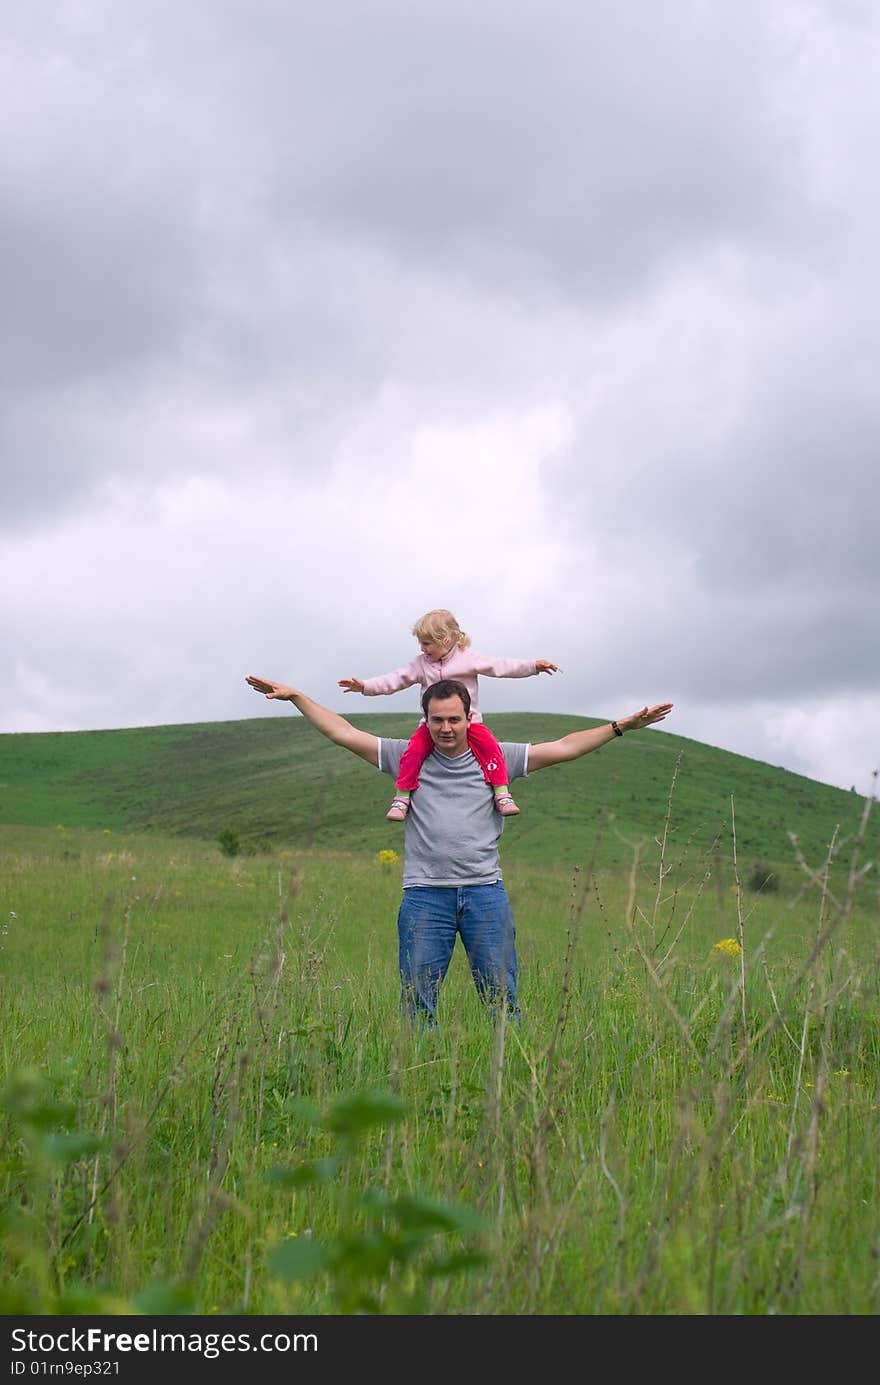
[80, 898, 132, 1290]
[185, 917, 288, 1285]
[649, 750, 682, 947]
[598, 1091, 628, 1298]
[785, 827, 838, 1169]
[508, 855, 599, 1310]
[729, 795, 750, 1073]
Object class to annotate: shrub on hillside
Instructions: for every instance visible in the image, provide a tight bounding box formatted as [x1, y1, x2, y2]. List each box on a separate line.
[747, 861, 778, 893]
[241, 835, 275, 856]
[217, 827, 240, 858]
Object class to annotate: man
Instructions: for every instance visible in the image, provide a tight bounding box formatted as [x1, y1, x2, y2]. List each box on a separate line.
[245, 673, 672, 1026]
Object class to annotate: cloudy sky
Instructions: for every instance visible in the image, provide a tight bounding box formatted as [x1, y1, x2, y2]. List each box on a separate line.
[2, 0, 878, 795]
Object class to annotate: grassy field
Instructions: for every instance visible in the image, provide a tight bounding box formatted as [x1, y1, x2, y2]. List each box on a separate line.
[1, 710, 876, 883]
[1, 718, 878, 1315]
[1, 807, 878, 1313]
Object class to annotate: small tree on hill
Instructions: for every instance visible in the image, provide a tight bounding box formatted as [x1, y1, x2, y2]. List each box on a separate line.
[747, 861, 778, 893]
[217, 827, 240, 858]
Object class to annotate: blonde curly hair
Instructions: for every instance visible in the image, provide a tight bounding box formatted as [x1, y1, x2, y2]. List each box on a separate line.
[410, 608, 471, 651]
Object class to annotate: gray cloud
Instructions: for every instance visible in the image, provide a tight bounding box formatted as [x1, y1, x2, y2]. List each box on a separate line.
[1, 1, 878, 794]
[286, 6, 802, 295]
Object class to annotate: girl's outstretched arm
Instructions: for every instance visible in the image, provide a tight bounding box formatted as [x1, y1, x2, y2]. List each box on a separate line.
[467, 653, 559, 679]
[350, 661, 424, 697]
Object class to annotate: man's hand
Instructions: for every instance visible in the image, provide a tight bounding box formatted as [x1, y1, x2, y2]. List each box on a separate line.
[528, 700, 674, 772]
[246, 675, 297, 701]
[244, 674, 378, 765]
[535, 660, 559, 675]
[617, 703, 673, 732]
[338, 677, 365, 694]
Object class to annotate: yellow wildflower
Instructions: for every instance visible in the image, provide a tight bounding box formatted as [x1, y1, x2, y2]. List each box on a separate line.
[376, 849, 399, 868]
[712, 937, 742, 958]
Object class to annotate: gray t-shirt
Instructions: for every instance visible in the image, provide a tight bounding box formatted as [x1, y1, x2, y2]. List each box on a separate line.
[378, 739, 530, 887]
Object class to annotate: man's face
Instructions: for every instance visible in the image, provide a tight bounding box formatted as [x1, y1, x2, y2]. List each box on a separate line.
[425, 693, 471, 756]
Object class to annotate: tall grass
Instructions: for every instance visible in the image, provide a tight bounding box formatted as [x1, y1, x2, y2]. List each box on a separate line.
[1, 778, 878, 1315]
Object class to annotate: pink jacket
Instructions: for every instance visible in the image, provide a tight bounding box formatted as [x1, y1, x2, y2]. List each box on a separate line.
[361, 645, 538, 722]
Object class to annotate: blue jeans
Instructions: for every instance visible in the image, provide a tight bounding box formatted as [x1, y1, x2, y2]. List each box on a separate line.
[396, 882, 519, 1027]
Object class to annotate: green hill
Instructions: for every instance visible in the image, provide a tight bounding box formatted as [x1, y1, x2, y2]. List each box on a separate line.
[0, 712, 874, 884]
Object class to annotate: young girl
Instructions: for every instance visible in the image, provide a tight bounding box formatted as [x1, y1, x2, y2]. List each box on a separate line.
[339, 609, 558, 821]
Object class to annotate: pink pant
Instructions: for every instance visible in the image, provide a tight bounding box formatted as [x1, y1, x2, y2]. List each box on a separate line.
[396, 721, 509, 791]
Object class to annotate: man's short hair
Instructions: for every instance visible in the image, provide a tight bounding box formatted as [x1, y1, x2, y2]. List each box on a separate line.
[422, 679, 471, 717]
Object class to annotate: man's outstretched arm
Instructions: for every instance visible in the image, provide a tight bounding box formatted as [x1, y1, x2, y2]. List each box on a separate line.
[246, 675, 380, 767]
[528, 703, 673, 772]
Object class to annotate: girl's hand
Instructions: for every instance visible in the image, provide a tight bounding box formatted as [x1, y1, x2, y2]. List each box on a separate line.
[338, 677, 365, 694]
[536, 660, 559, 675]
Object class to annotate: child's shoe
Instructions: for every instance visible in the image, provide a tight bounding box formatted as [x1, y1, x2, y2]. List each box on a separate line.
[495, 793, 520, 816]
[386, 797, 410, 821]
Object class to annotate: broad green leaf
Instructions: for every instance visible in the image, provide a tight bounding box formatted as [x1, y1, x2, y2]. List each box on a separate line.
[42, 1131, 103, 1164]
[267, 1156, 339, 1189]
[133, 1280, 197, 1315]
[1, 1070, 76, 1130]
[322, 1090, 407, 1137]
[267, 1235, 327, 1282]
[424, 1250, 490, 1277]
[387, 1194, 485, 1234]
